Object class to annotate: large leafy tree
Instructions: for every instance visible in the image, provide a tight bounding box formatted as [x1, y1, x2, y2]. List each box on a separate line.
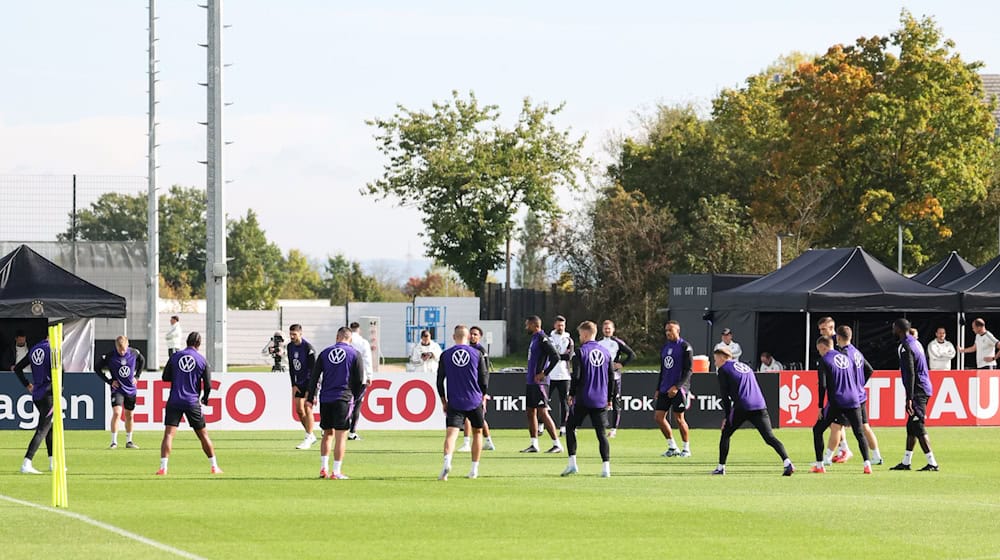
[323, 255, 381, 306]
[60, 185, 208, 295]
[514, 210, 549, 290]
[365, 91, 588, 296]
[277, 249, 324, 299]
[227, 210, 284, 309]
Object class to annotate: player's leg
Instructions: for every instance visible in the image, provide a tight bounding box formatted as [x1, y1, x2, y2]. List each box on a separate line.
[109, 400, 122, 448]
[829, 420, 853, 463]
[562, 405, 587, 476]
[812, 407, 836, 470]
[348, 384, 366, 440]
[552, 380, 569, 434]
[21, 397, 53, 473]
[468, 407, 485, 478]
[592, 409, 611, 477]
[654, 392, 678, 455]
[747, 410, 794, 475]
[440, 422, 460, 480]
[332, 429, 349, 476]
[523, 406, 540, 451]
[157, 417, 178, 475]
[715, 409, 744, 474]
[672, 391, 691, 456]
[188, 406, 220, 473]
[319, 412, 334, 479]
[330, 401, 351, 478]
[123, 403, 136, 448]
[538, 406, 561, 450]
[909, 397, 937, 470]
[842, 408, 870, 469]
[292, 387, 307, 428]
[608, 379, 622, 437]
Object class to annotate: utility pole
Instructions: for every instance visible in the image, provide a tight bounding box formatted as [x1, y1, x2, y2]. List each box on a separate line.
[146, 0, 160, 368]
[201, 0, 227, 370]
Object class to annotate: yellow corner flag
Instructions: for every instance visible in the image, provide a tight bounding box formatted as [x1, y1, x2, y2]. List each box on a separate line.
[49, 323, 68, 508]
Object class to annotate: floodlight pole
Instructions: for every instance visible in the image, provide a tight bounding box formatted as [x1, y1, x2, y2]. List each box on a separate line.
[203, 0, 227, 371]
[146, 0, 160, 368]
[897, 224, 903, 274]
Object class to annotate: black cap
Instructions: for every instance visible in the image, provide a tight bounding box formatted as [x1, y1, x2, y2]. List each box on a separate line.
[721, 328, 733, 335]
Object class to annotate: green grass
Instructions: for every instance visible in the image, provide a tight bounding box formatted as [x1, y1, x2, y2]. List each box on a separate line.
[2, 427, 999, 559]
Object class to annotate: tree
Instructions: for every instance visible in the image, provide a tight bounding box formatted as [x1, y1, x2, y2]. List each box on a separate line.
[227, 210, 284, 310]
[277, 249, 324, 299]
[59, 185, 208, 296]
[403, 265, 473, 298]
[514, 210, 549, 289]
[765, 12, 996, 270]
[323, 255, 381, 305]
[365, 91, 588, 296]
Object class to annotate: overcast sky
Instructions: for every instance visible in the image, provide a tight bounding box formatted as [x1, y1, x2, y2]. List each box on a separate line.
[1, 1, 997, 265]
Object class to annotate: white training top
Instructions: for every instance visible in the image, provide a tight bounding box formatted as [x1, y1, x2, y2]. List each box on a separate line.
[926, 339, 956, 370]
[350, 332, 375, 383]
[974, 331, 999, 368]
[714, 340, 743, 362]
[548, 330, 573, 381]
[165, 323, 183, 349]
[759, 359, 783, 372]
[409, 340, 442, 374]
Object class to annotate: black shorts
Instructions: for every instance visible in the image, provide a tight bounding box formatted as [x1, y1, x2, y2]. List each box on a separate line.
[655, 390, 688, 413]
[320, 400, 352, 431]
[446, 405, 485, 429]
[525, 385, 549, 409]
[165, 403, 206, 430]
[910, 396, 928, 422]
[293, 384, 310, 399]
[110, 392, 137, 411]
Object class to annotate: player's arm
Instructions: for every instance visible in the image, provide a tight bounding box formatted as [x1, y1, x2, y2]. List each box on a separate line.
[94, 352, 113, 385]
[656, 349, 666, 398]
[201, 364, 213, 404]
[816, 360, 830, 410]
[717, 370, 732, 417]
[568, 351, 582, 398]
[541, 338, 560, 376]
[477, 354, 489, 395]
[306, 358, 323, 402]
[862, 358, 874, 383]
[161, 359, 173, 382]
[348, 357, 363, 399]
[677, 342, 694, 388]
[134, 350, 146, 378]
[901, 346, 917, 401]
[561, 337, 574, 361]
[435, 357, 447, 401]
[615, 337, 636, 366]
[14, 354, 31, 388]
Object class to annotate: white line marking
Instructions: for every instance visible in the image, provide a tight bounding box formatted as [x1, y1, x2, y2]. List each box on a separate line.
[0, 493, 208, 560]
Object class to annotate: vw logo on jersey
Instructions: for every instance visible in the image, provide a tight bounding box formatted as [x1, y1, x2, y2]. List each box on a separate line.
[292, 358, 302, 371]
[663, 356, 675, 369]
[178, 355, 197, 373]
[452, 348, 471, 367]
[854, 353, 864, 369]
[30, 348, 45, 366]
[833, 353, 851, 370]
[118, 365, 131, 378]
[589, 349, 606, 368]
[734, 362, 754, 374]
[329, 348, 347, 364]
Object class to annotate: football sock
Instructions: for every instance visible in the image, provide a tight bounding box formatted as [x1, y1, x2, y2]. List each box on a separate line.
[160, 458, 168, 470]
[111, 432, 118, 445]
[667, 438, 677, 449]
[839, 439, 850, 453]
[126, 432, 133, 443]
[783, 458, 792, 467]
[552, 438, 561, 447]
[470, 461, 479, 475]
[717, 463, 726, 471]
[209, 456, 218, 468]
[567, 455, 578, 468]
[925, 452, 937, 466]
[21, 458, 31, 469]
[530, 437, 539, 449]
[683, 441, 690, 452]
[463, 437, 470, 447]
[871, 448, 882, 462]
[902, 450, 913, 466]
[443, 453, 453, 470]
[822, 448, 834, 463]
[602, 461, 611, 475]
[333, 460, 342, 474]
[321, 455, 330, 471]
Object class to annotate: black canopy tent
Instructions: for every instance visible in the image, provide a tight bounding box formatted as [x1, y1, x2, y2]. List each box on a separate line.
[912, 251, 975, 287]
[713, 247, 961, 369]
[940, 255, 1000, 365]
[0, 245, 126, 354]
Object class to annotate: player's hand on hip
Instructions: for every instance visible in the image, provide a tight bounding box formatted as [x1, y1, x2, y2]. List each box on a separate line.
[566, 396, 574, 407]
[667, 386, 678, 398]
[534, 372, 546, 384]
[26, 383, 33, 394]
[111, 380, 120, 390]
[906, 400, 914, 416]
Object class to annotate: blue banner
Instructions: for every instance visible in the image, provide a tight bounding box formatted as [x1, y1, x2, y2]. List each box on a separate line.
[0, 373, 106, 430]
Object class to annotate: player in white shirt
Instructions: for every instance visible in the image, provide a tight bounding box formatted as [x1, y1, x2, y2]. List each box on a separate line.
[758, 352, 783, 372]
[597, 320, 636, 438]
[348, 322, 374, 441]
[961, 318, 999, 369]
[547, 316, 575, 436]
[713, 328, 742, 363]
[165, 315, 183, 358]
[926, 327, 956, 370]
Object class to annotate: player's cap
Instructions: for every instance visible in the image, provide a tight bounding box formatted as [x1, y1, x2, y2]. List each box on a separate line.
[721, 328, 733, 335]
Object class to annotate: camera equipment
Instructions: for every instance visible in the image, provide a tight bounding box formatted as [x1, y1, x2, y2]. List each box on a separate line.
[268, 332, 285, 373]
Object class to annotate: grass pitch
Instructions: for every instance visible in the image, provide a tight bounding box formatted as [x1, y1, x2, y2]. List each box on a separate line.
[2, 427, 998, 559]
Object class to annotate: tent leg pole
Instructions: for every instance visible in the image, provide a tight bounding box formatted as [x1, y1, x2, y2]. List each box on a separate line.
[805, 311, 811, 369]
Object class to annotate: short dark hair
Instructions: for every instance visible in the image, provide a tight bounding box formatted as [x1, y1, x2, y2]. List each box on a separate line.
[836, 325, 852, 341]
[186, 331, 202, 348]
[526, 316, 541, 328]
[14, 329, 25, 337]
[349, 322, 360, 330]
[336, 327, 352, 340]
[171, 315, 180, 321]
[420, 329, 431, 338]
[893, 318, 912, 332]
[289, 324, 302, 332]
[761, 351, 772, 359]
[817, 316, 834, 328]
[973, 318, 986, 328]
[469, 326, 483, 336]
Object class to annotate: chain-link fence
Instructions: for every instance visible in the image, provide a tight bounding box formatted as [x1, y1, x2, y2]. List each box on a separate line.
[0, 174, 146, 242]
